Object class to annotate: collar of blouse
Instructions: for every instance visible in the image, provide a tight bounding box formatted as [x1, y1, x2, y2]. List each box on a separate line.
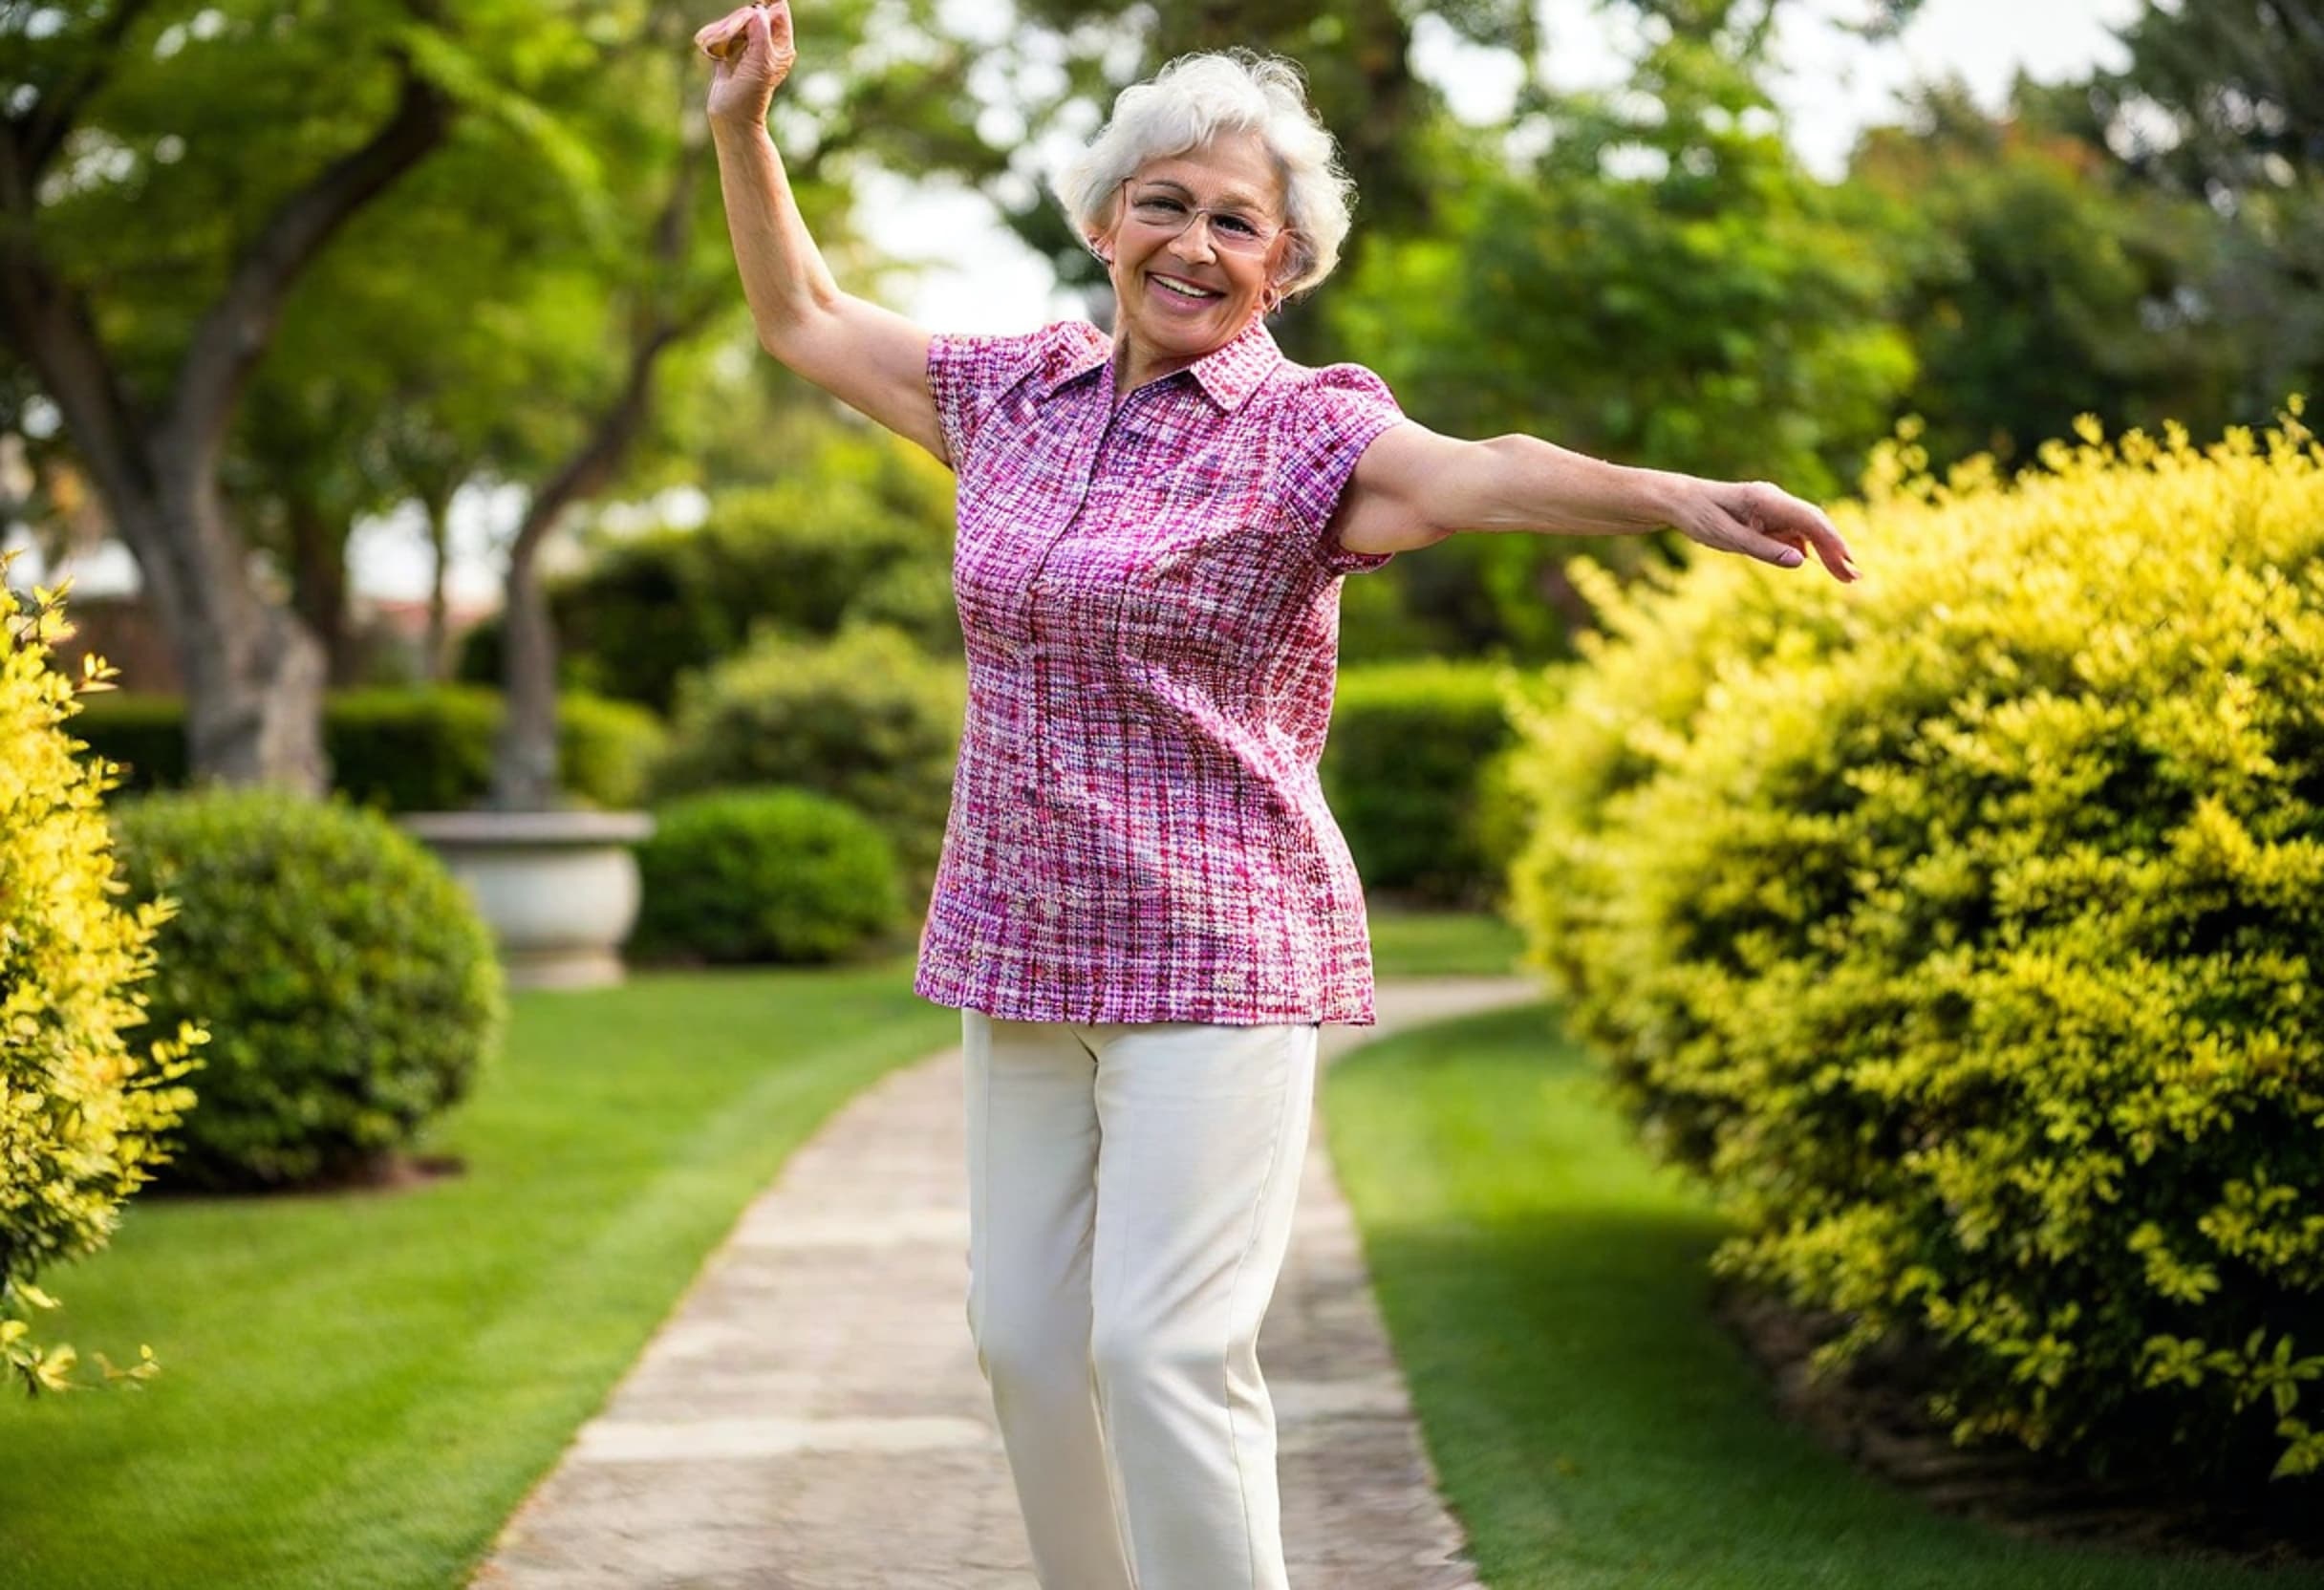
[1039, 315, 1284, 413]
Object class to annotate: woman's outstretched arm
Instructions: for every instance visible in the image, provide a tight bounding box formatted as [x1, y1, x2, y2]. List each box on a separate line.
[699, 3, 945, 462]
[1331, 420, 1861, 582]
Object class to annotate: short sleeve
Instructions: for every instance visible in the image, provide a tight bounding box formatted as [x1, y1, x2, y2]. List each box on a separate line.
[1278, 362, 1408, 576]
[927, 321, 1101, 474]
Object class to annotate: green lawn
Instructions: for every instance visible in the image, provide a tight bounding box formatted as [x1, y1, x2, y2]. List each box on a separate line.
[0, 961, 959, 1590]
[1324, 1001, 2324, 1590]
[1366, 904, 1529, 978]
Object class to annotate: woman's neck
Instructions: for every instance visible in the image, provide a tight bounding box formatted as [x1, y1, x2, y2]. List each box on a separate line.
[1108, 316, 1259, 400]
[1110, 336, 1194, 401]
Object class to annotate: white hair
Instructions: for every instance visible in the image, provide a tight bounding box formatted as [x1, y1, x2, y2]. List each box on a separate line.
[1050, 51, 1357, 303]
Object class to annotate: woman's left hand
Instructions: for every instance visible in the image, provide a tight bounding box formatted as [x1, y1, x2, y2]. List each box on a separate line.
[1671, 478, 1860, 583]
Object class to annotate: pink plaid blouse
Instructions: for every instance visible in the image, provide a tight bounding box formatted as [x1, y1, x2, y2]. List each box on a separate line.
[913, 316, 1407, 1026]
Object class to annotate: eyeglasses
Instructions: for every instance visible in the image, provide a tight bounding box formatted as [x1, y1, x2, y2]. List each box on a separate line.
[1115, 179, 1286, 256]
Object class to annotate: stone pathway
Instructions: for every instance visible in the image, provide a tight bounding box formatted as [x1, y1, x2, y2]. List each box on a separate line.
[473, 976, 1539, 1590]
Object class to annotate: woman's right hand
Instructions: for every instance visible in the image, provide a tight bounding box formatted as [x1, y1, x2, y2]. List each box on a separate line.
[696, 2, 797, 130]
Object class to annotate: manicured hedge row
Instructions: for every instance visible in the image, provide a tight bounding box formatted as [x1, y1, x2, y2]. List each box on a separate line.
[1509, 417, 2324, 1489]
[1323, 659, 1519, 907]
[70, 686, 665, 811]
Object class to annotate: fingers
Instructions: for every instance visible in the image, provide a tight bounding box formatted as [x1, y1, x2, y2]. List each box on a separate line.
[1750, 535, 1807, 570]
[695, 2, 783, 62]
[693, 6, 752, 59]
[1747, 484, 1861, 583]
[1797, 511, 1860, 583]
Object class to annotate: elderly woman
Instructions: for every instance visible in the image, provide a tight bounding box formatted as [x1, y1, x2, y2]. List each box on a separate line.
[699, 6, 1854, 1586]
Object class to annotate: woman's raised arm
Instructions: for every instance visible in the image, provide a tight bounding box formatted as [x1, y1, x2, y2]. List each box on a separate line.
[1331, 420, 1860, 581]
[699, 3, 946, 462]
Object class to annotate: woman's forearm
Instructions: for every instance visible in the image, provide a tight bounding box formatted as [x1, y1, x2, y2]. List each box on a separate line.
[708, 118, 842, 351]
[1416, 431, 1853, 578]
[1350, 424, 1850, 575]
[1455, 434, 1692, 538]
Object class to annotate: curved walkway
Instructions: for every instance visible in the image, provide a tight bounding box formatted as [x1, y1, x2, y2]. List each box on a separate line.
[474, 976, 1538, 1590]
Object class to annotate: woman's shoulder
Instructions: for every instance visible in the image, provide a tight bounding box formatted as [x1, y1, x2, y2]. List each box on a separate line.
[1031, 317, 1110, 376]
[1264, 352, 1401, 426]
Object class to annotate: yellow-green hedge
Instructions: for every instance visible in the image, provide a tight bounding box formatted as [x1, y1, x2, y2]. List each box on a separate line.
[0, 569, 201, 1393]
[1510, 413, 2324, 1487]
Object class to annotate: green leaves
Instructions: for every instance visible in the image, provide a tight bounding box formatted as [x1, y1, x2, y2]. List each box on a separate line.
[1337, 34, 1912, 501]
[387, 14, 612, 228]
[1323, 660, 1521, 906]
[651, 622, 965, 892]
[2273, 1417, 2324, 1481]
[1851, 82, 2249, 473]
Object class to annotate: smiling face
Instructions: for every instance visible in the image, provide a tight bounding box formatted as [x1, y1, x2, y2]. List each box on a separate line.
[1094, 130, 1294, 387]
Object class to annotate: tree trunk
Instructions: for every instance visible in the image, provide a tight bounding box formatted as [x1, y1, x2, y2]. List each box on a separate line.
[179, 593, 331, 791]
[287, 494, 361, 688]
[134, 478, 331, 792]
[421, 482, 455, 683]
[485, 111, 710, 810]
[489, 546, 559, 811]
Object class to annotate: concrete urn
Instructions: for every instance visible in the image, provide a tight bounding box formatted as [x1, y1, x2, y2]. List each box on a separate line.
[398, 809, 656, 990]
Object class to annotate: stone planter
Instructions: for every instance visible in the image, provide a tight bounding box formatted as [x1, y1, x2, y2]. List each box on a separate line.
[398, 809, 656, 990]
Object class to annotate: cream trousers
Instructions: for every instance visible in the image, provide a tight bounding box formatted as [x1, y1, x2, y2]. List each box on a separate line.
[961, 1009, 1321, 1590]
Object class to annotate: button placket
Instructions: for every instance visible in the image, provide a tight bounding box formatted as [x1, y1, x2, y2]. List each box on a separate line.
[1019, 392, 1123, 785]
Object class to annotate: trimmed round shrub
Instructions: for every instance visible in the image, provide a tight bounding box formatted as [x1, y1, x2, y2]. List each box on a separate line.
[650, 624, 963, 891]
[1323, 659, 1518, 906]
[1511, 416, 2324, 1489]
[633, 787, 902, 964]
[111, 788, 506, 1191]
[74, 686, 665, 811]
[1505, 418, 2324, 1487]
[1, 572, 200, 1391]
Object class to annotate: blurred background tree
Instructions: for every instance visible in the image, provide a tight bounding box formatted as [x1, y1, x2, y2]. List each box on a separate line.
[2090, 0, 2324, 424]
[1848, 78, 2240, 472]
[0, 0, 471, 788]
[0, 0, 997, 800]
[1329, 12, 1912, 659]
